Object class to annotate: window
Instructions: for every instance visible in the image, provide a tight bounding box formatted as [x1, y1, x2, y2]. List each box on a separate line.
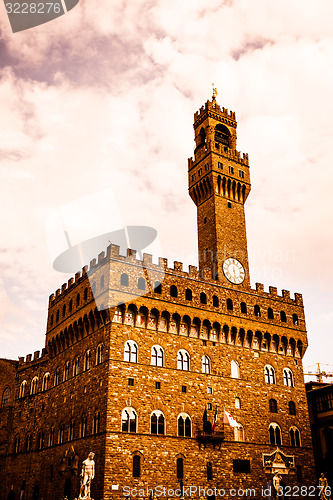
[207, 387, 213, 394]
[96, 344, 104, 365]
[233, 460, 250, 473]
[192, 174, 196, 181]
[63, 362, 70, 382]
[178, 414, 191, 437]
[54, 368, 60, 387]
[170, 285, 178, 297]
[264, 365, 276, 384]
[293, 314, 299, 325]
[202, 355, 211, 374]
[176, 457, 184, 479]
[269, 399, 278, 413]
[177, 350, 190, 371]
[1, 387, 10, 408]
[289, 401, 296, 415]
[229, 166, 234, 174]
[185, 288, 192, 301]
[69, 299, 73, 312]
[133, 455, 141, 478]
[58, 424, 65, 444]
[155, 381, 161, 389]
[49, 427, 55, 447]
[121, 273, 129, 286]
[235, 397, 241, 409]
[289, 427, 301, 447]
[316, 393, 333, 413]
[80, 416, 87, 438]
[30, 377, 38, 395]
[25, 434, 32, 452]
[268, 308, 274, 319]
[227, 298, 233, 311]
[73, 357, 80, 376]
[207, 403, 212, 410]
[213, 295, 219, 307]
[239, 170, 244, 179]
[76, 293, 80, 306]
[150, 411, 165, 435]
[198, 168, 202, 176]
[14, 435, 20, 454]
[128, 378, 134, 386]
[205, 163, 209, 171]
[124, 341, 138, 363]
[231, 360, 240, 379]
[91, 282, 96, 295]
[62, 304, 66, 317]
[182, 386, 187, 393]
[254, 305, 261, 317]
[154, 281, 162, 294]
[122, 407, 137, 433]
[151, 345, 164, 367]
[269, 423, 282, 445]
[280, 311, 287, 322]
[84, 288, 88, 300]
[50, 314, 53, 326]
[138, 277, 146, 290]
[69, 420, 75, 441]
[200, 292, 207, 304]
[283, 368, 294, 387]
[37, 431, 44, 450]
[42, 373, 50, 391]
[100, 275, 104, 288]
[84, 350, 91, 371]
[240, 302, 247, 313]
[56, 310, 59, 322]
[19, 380, 27, 398]
[218, 162, 223, 170]
[93, 411, 100, 434]
[234, 425, 244, 442]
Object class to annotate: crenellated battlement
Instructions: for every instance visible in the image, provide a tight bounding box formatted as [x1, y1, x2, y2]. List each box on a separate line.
[194, 99, 236, 124]
[18, 348, 48, 367]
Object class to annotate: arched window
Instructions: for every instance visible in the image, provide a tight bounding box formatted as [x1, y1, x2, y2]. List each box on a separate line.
[58, 423, 65, 444]
[154, 281, 162, 294]
[289, 427, 301, 447]
[269, 423, 282, 445]
[54, 368, 60, 387]
[268, 308, 274, 319]
[207, 462, 213, 480]
[120, 273, 129, 286]
[37, 431, 44, 450]
[235, 397, 241, 409]
[280, 311, 287, 322]
[84, 288, 88, 301]
[121, 407, 137, 433]
[84, 350, 91, 371]
[100, 275, 104, 288]
[14, 435, 20, 454]
[69, 420, 75, 440]
[42, 373, 50, 391]
[264, 365, 276, 384]
[63, 361, 70, 382]
[25, 434, 32, 452]
[200, 292, 207, 304]
[69, 299, 73, 312]
[170, 285, 178, 298]
[133, 455, 141, 477]
[49, 426, 55, 446]
[76, 293, 80, 306]
[254, 305, 261, 317]
[93, 411, 100, 434]
[177, 350, 190, 371]
[30, 376, 38, 395]
[213, 295, 219, 307]
[185, 289, 192, 301]
[202, 355, 211, 374]
[96, 344, 104, 365]
[150, 411, 165, 435]
[124, 341, 138, 363]
[73, 357, 80, 376]
[137, 277, 146, 290]
[151, 345, 164, 367]
[234, 425, 244, 442]
[231, 360, 240, 379]
[292, 314, 299, 325]
[91, 282, 96, 295]
[19, 380, 27, 398]
[289, 401, 296, 415]
[241, 302, 247, 313]
[50, 314, 54, 326]
[62, 304, 66, 317]
[176, 457, 184, 479]
[227, 298, 233, 311]
[178, 414, 191, 437]
[56, 310, 59, 322]
[283, 368, 294, 387]
[1, 387, 10, 408]
[214, 124, 231, 147]
[80, 416, 87, 438]
[269, 399, 278, 413]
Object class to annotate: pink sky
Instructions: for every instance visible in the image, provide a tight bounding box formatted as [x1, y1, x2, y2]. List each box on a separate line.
[0, 0, 332, 380]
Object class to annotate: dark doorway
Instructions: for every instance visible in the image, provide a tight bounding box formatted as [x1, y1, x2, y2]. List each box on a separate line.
[64, 478, 72, 500]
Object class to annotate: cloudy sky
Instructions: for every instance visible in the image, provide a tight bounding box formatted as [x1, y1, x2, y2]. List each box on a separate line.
[0, 0, 332, 381]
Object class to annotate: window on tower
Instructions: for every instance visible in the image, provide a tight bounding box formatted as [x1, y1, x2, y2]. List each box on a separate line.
[185, 288, 192, 301]
[218, 162, 223, 170]
[240, 302, 247, 314]
[268, 308, 274, 319]
[269, 423, 282, 445]
[229, 166, 234, 174]
[227, 299, 233, 311]
[214, 124, 231, 147]
[213, 295, 219, 307]
[254, 305, 261, 317]
[264, 365, 276, 384]
[170, 285, 178, 298]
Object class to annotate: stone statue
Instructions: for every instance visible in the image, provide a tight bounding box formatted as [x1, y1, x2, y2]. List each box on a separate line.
[319, 473, 330, 500]
[77, 452, 95, 500]
[273, 472, 282, 498]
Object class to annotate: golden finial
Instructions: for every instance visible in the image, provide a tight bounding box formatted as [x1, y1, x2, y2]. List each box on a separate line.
[212, 83, 218, 100]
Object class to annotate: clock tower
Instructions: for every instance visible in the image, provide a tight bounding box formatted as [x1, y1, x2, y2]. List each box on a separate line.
[188, 93, 251, 288]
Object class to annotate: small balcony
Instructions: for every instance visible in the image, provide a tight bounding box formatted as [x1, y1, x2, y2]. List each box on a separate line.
[196, 430, 225, 450]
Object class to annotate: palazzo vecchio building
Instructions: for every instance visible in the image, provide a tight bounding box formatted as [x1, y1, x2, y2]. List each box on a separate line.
[0, 96, 316, 500]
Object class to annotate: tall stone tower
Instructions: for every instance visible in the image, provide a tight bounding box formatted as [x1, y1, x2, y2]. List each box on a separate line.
[188, 93, 251, 288]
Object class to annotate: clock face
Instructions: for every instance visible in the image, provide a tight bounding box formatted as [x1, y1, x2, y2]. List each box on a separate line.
[223, 258, 245, 284]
